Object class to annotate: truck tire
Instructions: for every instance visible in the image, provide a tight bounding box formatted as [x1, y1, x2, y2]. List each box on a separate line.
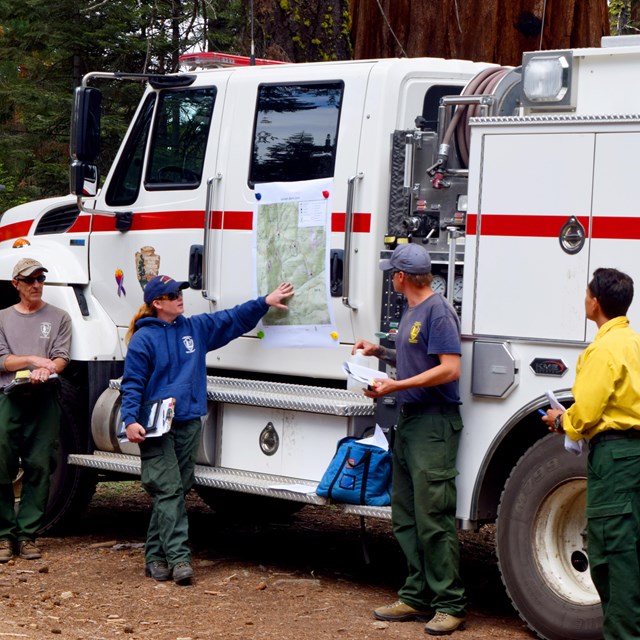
[496, 434, 602, 640]
[39, 378, 97, 533]
[195, 487, 304, 521]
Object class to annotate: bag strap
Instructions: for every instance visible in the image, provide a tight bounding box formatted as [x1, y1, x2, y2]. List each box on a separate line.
[326, 445, 352, 501]
[359, 449, 372, 505]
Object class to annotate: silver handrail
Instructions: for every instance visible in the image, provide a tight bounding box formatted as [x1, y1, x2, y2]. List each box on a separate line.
[341, 172, 364, 309]
[202, 174, 222, 303]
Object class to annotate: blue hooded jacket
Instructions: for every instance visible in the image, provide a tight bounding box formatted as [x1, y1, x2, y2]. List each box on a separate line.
[120, 297, 269, 426]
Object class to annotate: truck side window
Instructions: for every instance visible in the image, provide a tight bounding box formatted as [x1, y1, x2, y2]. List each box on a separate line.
[105, 95, 156, 207]
[250, 82, 344, 185]
[146, 87, 216, 189]
[419, 84, 462, 131]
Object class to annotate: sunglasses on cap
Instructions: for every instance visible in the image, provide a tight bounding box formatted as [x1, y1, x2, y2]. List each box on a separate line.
[16, 274, 46, 285]
[155, 291, 183, 302]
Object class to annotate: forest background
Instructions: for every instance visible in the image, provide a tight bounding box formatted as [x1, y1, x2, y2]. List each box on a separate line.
[0, 0, 633, 210]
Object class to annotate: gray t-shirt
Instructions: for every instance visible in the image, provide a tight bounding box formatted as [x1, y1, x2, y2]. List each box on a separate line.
[395, 293, 461, 406]
[0, 304, 72, 387]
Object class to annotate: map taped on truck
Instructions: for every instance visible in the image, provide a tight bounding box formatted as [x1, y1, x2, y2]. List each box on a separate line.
[253, 178, 337, 347]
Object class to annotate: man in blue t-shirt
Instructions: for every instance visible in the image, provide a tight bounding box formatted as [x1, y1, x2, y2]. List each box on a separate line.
[353, 243, 466, 636]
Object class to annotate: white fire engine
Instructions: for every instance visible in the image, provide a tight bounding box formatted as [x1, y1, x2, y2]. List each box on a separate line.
[3, 34, 640, 640]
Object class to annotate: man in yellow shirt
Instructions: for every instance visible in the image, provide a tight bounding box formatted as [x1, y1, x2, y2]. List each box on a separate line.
[543, 267, 640, 640]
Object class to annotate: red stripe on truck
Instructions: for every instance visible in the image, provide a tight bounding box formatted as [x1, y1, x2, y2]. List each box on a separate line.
[83, 210, 373, 232]
[0, 220, 32, 243]
[0, 210, 373, 242]
[467, 214, 591, 237]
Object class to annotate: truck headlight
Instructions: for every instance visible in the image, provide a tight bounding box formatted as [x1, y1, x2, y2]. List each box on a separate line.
[521, 51, 573, 107]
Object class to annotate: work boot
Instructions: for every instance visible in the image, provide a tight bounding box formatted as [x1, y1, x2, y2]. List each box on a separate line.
[145, 560, 171, 581]
[424, 611, 466, 635]
[374, 599, 432, 622]
[0, 539, 13, 563]
[172, 562, 193, 585]
[18, 540, 41, 560]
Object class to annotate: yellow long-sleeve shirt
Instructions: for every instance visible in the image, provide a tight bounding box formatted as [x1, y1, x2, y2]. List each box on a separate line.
[563, 316, 640, 441]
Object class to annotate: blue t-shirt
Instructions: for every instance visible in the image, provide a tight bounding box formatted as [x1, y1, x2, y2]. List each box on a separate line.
[395, 293, 461, 405]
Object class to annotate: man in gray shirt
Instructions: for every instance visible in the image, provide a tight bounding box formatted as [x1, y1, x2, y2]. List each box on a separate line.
[0, 258, 71, 561]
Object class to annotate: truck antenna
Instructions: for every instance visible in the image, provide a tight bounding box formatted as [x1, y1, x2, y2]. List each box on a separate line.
[250, 0, 255, 66]
[539, 0, 548, 50]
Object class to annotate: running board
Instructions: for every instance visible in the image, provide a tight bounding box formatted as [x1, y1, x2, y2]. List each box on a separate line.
[69, 452, 391, 520]
[109, 375, 375, 417]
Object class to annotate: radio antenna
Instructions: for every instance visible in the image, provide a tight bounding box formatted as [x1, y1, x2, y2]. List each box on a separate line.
[250, 0, 255, 65]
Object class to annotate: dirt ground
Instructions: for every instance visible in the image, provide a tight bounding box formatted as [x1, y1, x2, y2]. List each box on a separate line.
[0, 483, 536, 640]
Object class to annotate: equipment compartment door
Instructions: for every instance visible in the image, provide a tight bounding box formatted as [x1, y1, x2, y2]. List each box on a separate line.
[473, 132, 594, 341]
[589, 131, 640, 335]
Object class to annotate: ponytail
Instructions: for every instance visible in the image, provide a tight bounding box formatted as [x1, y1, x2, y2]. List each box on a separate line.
[125, 303, 156, 345]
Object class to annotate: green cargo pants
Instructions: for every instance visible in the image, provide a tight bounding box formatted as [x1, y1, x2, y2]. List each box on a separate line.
[392, 410, 466, 617]
[139, 418, 201, 568]
[587, 437, 640, 640]
[0, 387, 60, 542]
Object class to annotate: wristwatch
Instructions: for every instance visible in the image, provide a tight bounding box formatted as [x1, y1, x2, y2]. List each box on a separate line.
[554, 414, 565, 433]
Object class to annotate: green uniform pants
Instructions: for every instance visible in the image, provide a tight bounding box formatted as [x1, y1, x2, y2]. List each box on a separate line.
[587, 437, 640, 640]
[0, 387, 60, 542]
[392, 410, 466, 616]
[139, 418, 201, 568]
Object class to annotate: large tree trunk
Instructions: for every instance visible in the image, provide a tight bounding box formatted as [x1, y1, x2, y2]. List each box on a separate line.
[250, 0, 352, 62]
[351, 0, 610, 66]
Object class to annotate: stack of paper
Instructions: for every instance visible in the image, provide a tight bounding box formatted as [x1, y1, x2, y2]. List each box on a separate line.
[342, 361, 388, 388]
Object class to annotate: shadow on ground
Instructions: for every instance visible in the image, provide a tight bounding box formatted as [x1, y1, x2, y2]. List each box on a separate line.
[64, 482, 516, 619]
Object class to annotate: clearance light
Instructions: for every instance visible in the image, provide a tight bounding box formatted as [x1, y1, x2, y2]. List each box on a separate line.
[521, 51, 573, 108]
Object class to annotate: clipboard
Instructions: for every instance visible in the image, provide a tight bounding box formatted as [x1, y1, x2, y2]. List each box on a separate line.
[117, 398, 175, 439]
[3, 371, 59, 395]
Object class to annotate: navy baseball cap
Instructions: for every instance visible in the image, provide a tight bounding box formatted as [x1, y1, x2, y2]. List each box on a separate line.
[379, 243, 432, 274]
[143, 275, 189, 304]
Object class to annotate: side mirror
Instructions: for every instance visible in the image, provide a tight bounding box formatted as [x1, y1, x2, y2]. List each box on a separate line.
[70, 161, 99, 197]
[70, 87, 102, 162]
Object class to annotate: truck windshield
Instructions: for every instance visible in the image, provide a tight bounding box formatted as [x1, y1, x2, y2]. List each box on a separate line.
[250, 82, 343, 185]
[105, 94, 156, 207]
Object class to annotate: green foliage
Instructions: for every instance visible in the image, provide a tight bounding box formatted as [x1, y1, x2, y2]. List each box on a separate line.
[609, 0, 640, 35]
[0, 0, 240, 207]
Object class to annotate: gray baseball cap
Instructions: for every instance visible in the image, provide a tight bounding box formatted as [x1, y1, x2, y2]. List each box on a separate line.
[379, 243, 432, 274]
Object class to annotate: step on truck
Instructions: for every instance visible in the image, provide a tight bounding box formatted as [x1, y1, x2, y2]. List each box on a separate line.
[3, 34, 640, 640]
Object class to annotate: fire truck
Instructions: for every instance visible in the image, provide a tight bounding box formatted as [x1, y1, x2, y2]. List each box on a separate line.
[3, 34, 640, 640]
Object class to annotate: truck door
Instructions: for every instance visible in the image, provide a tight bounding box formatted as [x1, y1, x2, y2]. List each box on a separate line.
[88, 75, 230, 329]
[205, 65, 373, 376]
[472, 130, 595, 341]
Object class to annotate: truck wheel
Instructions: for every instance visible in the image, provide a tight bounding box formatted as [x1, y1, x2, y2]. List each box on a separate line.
[39, 378, 97, 534]
[195, 487, 304, 521]
[496, 434, 602, 640]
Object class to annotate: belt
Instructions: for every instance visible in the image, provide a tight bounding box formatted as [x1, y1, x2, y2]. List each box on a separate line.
[589, 429, 640, 449]
[400, 403, 460, 417]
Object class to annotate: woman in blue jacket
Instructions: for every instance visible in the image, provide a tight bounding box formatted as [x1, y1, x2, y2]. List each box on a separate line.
[121, 275, 293, 585]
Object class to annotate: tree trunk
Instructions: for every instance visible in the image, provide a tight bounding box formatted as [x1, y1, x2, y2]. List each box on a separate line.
[351, 0, 610, 66]
[249, 0, 352, 62]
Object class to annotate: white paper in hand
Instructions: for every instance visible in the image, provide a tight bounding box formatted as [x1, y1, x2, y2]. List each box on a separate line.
[342, 361, 388, 385]
[547, 390, 584, 455]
